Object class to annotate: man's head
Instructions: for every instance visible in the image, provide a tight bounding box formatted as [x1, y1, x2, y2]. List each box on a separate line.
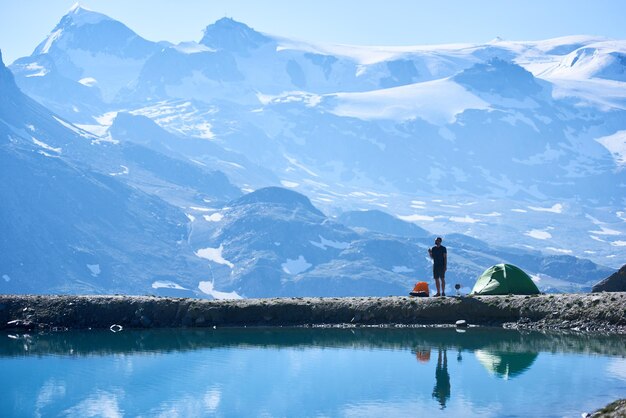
[435, 237, 442, 246]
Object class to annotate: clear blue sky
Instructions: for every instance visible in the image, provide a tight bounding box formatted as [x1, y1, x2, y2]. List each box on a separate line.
[1, 0, 625, 64]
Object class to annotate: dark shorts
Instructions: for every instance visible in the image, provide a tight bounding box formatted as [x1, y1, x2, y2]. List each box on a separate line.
[433, 265, 446, 279]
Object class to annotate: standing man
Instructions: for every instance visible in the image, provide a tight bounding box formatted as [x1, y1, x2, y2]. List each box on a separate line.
[428, 237, 447, 296]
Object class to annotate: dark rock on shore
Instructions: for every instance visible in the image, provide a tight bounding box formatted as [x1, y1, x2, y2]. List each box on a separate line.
[593, 264, 626, 293]
[1, 293, 625, 333]
[590, 399, 626, 417]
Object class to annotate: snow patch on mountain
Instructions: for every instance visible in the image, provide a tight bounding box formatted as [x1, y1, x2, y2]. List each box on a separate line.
[281, 255, 312, 274]
[525, 229, 552, 240]
[195, 245, 234, 268]
[203, 213, 223, 222]
[32, 137, 61, 154]
[546, 247, 573, 254]
[23, 63, 48, 77]
[52, 116, 96, 139]
[152, 280, 187, 290]
[475, 212, 502, 217]
[587, 215, 622, 236]
[449, 215, 480, 224]
[327, 78, 489, 124]
[528, 203, 563, 213]
[78, 77, 97, 87]
[280, 180, 299, 188]
[398, 214, 437, 222]
[310, 235, 351, 250]
[595, 130, 626, 167]
[198, 281, 242, 299]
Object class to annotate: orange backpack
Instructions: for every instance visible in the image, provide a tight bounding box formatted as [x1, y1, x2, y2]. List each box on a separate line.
[410, 281, 430, 297]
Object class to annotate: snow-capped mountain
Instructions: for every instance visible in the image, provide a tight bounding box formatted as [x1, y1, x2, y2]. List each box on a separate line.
[2, 5, 625, 297]
[10, 4, 165, 121]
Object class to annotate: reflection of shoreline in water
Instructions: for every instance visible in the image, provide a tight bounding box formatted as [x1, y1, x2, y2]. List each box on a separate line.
[1, 327, 625, 359]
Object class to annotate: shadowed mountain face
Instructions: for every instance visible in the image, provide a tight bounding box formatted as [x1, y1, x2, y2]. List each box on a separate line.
[454, 58, 544, 98]
[2, 7, 625, 297]
[592, 264, 626, 292]
[0, 50, 242, 297]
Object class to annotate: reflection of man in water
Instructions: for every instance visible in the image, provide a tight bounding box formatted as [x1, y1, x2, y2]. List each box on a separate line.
[432, 348, 450, 409]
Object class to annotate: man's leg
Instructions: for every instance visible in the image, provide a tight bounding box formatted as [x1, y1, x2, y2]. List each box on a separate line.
[434, 277, 441, 296]
[440, 274, 446, 296]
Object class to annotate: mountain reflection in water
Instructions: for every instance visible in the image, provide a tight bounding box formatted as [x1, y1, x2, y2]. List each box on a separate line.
[1, 327, 625, 418]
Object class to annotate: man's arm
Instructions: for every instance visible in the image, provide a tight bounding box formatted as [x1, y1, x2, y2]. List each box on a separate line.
[443, 253, 447, 271]
[428, 248, 433, 259]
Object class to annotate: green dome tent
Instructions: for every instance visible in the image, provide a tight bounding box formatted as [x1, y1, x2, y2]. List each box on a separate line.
[471, 263, 540, 295]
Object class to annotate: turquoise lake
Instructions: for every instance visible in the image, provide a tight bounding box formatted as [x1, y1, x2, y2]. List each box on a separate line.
[1, 327, 625, 417]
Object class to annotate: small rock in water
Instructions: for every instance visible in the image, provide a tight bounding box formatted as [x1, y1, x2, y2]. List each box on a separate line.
[455, 319, 468, 328]
[109, 324, 123, 333]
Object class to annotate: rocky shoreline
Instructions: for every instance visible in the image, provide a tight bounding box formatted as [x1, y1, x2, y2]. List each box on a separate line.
[1, 292, 625, 333]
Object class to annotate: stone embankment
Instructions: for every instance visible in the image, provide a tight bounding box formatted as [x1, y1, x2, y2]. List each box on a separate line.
[1, 292, 625, 333]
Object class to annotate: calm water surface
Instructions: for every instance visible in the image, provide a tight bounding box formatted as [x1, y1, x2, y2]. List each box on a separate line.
[1, 327, 625, 417]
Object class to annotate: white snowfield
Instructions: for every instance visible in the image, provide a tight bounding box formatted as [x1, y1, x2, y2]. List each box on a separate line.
[326, 78, 490, 124]
[275, 35, 626, 119]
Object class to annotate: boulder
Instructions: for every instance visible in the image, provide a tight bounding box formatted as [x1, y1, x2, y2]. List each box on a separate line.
[592, 265, 626, 292]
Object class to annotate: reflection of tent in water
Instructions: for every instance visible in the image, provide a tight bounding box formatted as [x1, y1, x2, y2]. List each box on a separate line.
[475, 350, 539, 379]
[471, 263, 540, 295]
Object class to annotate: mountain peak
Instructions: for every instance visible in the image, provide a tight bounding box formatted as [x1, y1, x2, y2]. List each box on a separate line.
[230, 187, 324, 216]
[454, 57, 543, 98]
[200, 17, 272, 52]
[63, 3, 111, 27]
[32, 4, 114, 55]
[31, 5, 157, 61]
